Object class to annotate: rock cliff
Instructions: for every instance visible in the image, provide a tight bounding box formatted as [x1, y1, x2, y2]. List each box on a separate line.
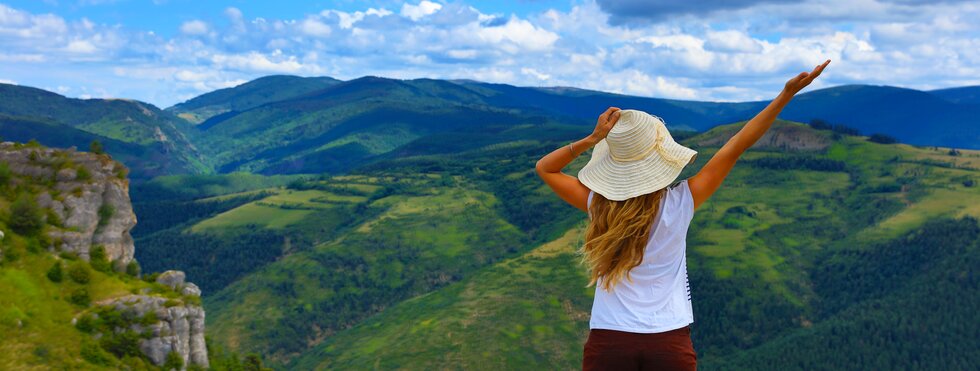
[0, 142, 136, 267]
[0, 142, 208, 369]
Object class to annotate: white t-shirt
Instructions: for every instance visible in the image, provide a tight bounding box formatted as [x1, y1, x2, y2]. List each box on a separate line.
[586, 179, 695, 333]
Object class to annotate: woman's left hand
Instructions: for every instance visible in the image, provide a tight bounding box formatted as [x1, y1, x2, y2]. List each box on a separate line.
[589, 107, 622, 143]
[783, 59, 831, 96]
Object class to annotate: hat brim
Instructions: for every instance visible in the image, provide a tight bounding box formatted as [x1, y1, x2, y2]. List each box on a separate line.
[577, 139, 697, 201]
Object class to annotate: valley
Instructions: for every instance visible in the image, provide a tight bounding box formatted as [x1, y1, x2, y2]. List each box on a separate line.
[1, 76, 978, 369]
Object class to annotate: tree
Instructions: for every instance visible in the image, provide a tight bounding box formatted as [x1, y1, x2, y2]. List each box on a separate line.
[89, 140, 104, 155]
[10, 192, 44, 236]
[868, 133, 898, 144]
[125, 260, 141, 277]
[47, 262, 64, 282]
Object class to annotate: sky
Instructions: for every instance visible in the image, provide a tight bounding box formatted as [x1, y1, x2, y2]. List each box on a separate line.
[1, 0, 979, 107]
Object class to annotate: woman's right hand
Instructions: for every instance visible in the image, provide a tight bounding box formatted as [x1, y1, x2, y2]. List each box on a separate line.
[589, 107, 622, 144]
[783, 59, 831, 96]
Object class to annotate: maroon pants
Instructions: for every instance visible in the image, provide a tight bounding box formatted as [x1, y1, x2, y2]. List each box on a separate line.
[582, 326, 697, 371]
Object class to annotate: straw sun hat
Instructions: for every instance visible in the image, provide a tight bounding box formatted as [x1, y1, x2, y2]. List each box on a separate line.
[578, 109, 698, 201]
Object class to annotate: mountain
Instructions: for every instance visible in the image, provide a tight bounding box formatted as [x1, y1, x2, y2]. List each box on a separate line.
[3, 78, 978, 185]
[128, 120, 980, 368]
[160, 76, 979, 179]
[452, 81, 980, 149]
[778, 84, 980, 149]
[929, 85, 980, 104]
[182, 76, 555, 175]
[0, 84, 209, 178]
[166, 75, 342, 124]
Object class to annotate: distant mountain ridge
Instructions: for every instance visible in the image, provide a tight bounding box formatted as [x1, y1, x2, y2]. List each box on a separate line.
[166, 75, 341, 124]
[1, 77, 978, 182]
[168, 77, 980, 150]
[0, 83, 209, 178]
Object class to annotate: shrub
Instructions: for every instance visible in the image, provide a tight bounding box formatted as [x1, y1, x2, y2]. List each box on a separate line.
[70, 288, 91, 306]
[47, 262, 63, 282]
[68, 263, 91, 284]
[28, 150, 39, 161]
[163, 351, 184, 370]
[32, 345, 51, 361]
[89, 140, 104, 155]
[867, 133, 898, 144]
[45, 208, 63, 228]
[10, 192, 44, 236]
[89, 245, 111, 272]
[80, 341, 114, 366]
[125, 260, 141, 277]
[0, 162, 11, 188]
[76, 166, 92, 182]
[75, 313, 97, 333]
[97, 204, 114, 228]
[100, 330, 142, 358]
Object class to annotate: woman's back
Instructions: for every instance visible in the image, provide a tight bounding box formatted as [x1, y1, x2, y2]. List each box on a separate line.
[587, 179, 695, 333]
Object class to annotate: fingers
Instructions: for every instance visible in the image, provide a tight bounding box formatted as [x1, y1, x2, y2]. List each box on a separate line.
[598, 106, 620, 124]
[801, 59, 830, 84]
[609, 110, 621, 123]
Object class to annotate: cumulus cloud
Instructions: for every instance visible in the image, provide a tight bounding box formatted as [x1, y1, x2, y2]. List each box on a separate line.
[179, 20, 209, 35]
[401, 1, 442, 21]
[1, 1, 978, 107]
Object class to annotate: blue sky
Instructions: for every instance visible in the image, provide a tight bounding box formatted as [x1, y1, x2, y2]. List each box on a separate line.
[1, 0, 978, 107]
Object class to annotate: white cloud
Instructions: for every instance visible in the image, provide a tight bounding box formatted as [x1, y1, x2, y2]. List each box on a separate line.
[65, 39, 97, 53]
[401, 1, 442, 21]
[0, 79, 16, 85]
[521, 67, 551, 81]
[299, 18, 331, 37]
[180, 20, 208, 35]
[1, 1, 980, 107]
[211, 51, 318, 74]
[470, 16, 559, 52]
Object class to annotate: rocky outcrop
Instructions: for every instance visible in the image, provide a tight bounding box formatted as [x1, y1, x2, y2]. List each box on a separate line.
[99, 293, 209, 369]
[0, 142, 137, 267]
[2, 142, 209, 368]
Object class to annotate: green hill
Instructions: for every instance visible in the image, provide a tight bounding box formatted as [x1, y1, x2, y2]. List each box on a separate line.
[126, 120, 980, 369]
[283, 122, 980, 369]
[166, 75, 341, 124]
[0, 84, 209, 178]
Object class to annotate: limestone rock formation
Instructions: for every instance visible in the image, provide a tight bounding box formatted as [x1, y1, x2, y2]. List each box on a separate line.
[0, 142, 137, 267]
[100, 294, 209, 369]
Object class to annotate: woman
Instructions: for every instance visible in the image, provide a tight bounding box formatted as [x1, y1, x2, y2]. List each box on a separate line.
[535, 59, 831, 370]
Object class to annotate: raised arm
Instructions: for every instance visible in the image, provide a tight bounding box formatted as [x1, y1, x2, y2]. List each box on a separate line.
[688, 59, 831, 209]
[536, 107, 621, 212]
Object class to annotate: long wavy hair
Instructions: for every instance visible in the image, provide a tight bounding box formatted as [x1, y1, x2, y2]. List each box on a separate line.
[581, 188, 667, 292]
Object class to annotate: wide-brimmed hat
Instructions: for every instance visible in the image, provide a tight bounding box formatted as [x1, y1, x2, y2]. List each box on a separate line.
[578, 109, 698, 201]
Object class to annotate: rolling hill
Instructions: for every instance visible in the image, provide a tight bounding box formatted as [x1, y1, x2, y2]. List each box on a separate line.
[0, 84, 209, 178]
[4, 74, 980, 369]
[930, 85, 980, 104]
[166, 75, 341, 124]
[128, 120, 980, 369]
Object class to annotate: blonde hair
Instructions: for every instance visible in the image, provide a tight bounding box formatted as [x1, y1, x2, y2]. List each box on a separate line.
[581, 188, 667, 292]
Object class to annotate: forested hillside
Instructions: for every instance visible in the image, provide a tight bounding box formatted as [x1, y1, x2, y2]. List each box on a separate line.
[0, 84, 209, 178]
[2, 76, 978, 370]
[128, 120, 980, 369]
